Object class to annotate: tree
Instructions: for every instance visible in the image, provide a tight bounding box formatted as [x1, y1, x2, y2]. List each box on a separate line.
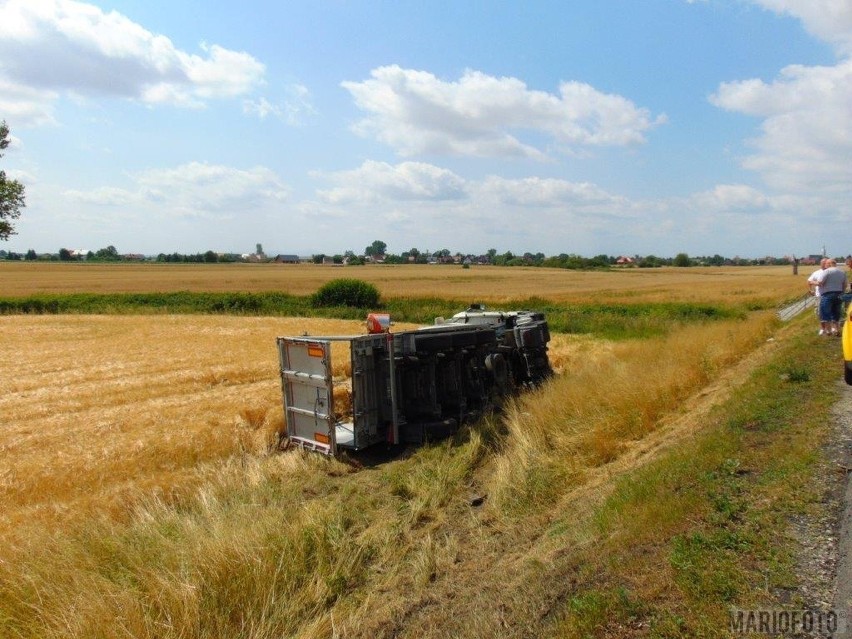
[0, 121, 26, 241]
[94, 245, 120, 261]
[364, 240, 387, 257]
[673, 252, 691, 267]
[638, 255, 663, 268]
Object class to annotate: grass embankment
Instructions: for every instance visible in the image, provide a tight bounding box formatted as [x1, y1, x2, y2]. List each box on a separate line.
[541, 326, 839, 637]
[0, 291, 747, 339]
[0, 307, 839, 638]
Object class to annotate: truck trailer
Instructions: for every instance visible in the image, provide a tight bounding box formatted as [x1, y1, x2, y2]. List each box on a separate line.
[276, 305, 552, 455]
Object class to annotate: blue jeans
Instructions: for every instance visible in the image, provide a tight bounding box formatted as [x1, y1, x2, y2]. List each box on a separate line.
[819, 292, 843, 322]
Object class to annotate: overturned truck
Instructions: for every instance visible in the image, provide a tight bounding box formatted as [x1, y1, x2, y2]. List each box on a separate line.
[276, 305, 552, 455]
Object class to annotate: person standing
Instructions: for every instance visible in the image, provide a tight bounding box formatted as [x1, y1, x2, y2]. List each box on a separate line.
[812, 259, 848, 336]
[845, 257, 852, 314]
[808, 258, 829, 334]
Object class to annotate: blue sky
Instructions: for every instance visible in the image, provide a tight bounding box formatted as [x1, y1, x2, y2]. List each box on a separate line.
[1, 0, 850, 258]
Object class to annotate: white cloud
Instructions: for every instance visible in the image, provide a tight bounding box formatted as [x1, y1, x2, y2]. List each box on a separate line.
[63, 185, 136, 206]
[64, 162, 289, 217]
[303, 161, 650, 255]
[341, 66, 665, 159]
[316, 162, 630, 215]
[476, 176, 627, 209]
[710, 58, 852, 193]
[243, 84, 317, 124]
[243, 97, 283, 120]
[0, 0, 265, 120]
[282, 84, 317, 125]
[317, 160, 467, 204]
[0, 78, 57, 127]
[689, 184, 771, 211]
[750, 0, 852, 54]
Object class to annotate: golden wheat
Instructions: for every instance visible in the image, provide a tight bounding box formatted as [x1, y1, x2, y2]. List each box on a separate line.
[0, 315, 403, 532]
[0, 261, 805, 305]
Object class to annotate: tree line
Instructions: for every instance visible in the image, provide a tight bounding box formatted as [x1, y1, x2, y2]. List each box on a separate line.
[0, 244, 798, 269]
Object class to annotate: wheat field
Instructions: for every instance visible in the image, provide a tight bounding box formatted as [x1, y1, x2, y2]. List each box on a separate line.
[0, 311, 597, 537]
[0, 316, 363, 532]
[0, 261, 806, 305]
[0, 263, 806, 537]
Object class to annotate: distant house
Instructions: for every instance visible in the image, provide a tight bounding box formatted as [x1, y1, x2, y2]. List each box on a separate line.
[274, 254, 301, 264]
[616, 256, 635, 265]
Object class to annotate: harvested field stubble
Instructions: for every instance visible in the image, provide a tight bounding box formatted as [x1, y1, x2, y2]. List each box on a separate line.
[2, 314, 589, 535]
[0, 315, 412, 533]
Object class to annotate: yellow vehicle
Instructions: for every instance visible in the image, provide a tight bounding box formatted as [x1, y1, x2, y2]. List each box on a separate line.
[844, 301, 852, 385]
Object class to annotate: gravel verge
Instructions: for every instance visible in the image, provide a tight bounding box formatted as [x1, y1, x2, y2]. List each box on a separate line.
[790, 379, 852, 638]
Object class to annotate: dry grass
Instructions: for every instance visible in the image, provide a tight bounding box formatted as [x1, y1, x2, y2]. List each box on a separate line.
[0, 261, 805, 305]
[490, 314, 778, 511]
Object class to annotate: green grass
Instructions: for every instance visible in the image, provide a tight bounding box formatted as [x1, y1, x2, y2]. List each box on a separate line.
[543, 326, 839, 637]
[0, 291, 312, 316]
[0, 291, 747, 338]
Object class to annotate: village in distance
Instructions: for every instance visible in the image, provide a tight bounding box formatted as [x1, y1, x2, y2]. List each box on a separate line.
[0, 240, 841, 270]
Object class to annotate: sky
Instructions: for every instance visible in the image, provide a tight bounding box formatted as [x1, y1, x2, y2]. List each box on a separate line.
[1, 0, 851, 259]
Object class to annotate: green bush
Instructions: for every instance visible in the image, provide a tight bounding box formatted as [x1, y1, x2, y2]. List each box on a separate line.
[311, 278, 381, 308]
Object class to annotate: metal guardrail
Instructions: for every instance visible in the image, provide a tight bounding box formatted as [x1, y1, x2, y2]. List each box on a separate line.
[776, 294, 816, 322]
[776, 293, 852, 322]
